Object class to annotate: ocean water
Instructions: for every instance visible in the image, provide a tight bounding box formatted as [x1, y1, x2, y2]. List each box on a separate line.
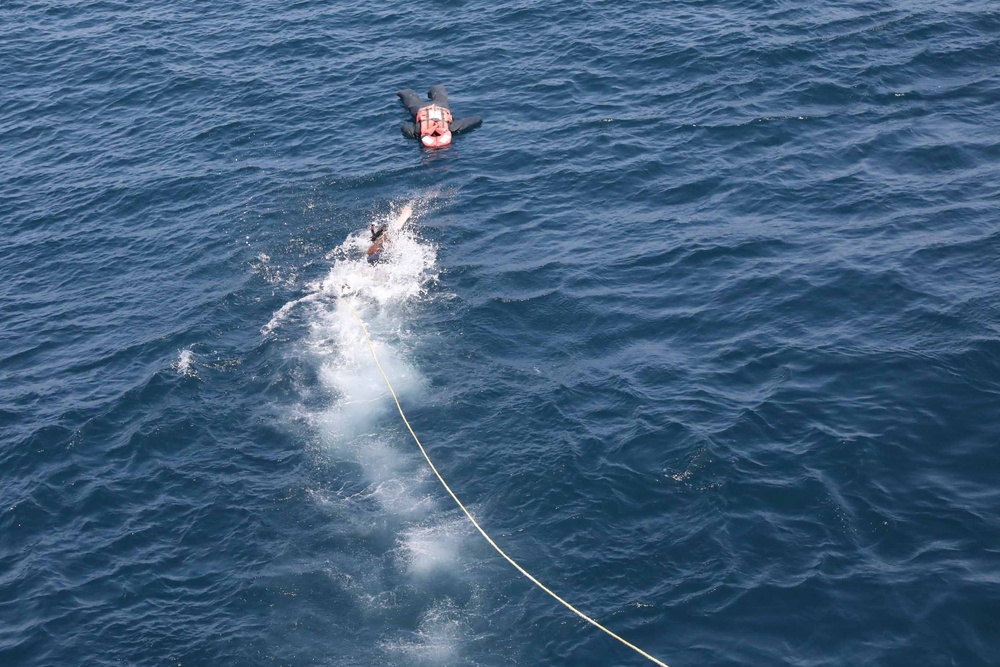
[2, 1, 999, 665]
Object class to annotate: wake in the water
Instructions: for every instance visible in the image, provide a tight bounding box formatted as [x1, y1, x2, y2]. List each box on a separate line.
[264, 195, 484, 665]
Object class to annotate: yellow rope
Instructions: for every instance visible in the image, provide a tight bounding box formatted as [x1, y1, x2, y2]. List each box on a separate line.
[345, 298, 669, 667]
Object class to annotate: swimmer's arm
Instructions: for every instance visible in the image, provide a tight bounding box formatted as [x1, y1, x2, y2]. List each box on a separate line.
[400, 121, 419, 138]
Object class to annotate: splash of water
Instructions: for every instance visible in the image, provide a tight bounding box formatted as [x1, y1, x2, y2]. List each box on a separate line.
[174, 349, 196, 376]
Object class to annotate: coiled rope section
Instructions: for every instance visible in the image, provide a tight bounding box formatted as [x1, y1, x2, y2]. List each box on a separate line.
[346, 299, 669, 667]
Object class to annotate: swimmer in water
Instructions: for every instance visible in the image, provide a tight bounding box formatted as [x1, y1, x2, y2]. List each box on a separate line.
[367, 222, 387, 265]
[365, 204, 413, 265]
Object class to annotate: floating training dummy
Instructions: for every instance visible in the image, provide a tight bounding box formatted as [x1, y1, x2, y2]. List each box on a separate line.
[398, 85, 482, 148]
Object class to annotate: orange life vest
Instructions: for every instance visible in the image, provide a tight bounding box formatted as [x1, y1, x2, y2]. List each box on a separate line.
[415, 104, 453, 148]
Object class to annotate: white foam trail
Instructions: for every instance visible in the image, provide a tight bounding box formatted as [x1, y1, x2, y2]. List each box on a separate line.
[399, 517, 468, 576]
[385, 599, 467, 665]
[273, 195, 481, 663]
[265, 196, 445, 503]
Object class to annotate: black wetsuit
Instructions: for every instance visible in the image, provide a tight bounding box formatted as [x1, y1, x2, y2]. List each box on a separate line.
[398, 85, 482, 139]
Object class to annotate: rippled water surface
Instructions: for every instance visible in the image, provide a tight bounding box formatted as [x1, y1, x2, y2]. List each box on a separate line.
[2, 1, 999, 665]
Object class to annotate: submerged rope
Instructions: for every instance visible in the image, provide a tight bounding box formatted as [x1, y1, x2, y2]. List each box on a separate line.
[345, 299, 669, 667]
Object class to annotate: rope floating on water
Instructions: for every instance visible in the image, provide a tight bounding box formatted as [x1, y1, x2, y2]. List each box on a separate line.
[345, 298, 669, 667]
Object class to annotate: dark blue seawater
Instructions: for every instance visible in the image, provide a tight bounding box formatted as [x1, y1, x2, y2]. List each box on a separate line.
[3, 1, 999, 665]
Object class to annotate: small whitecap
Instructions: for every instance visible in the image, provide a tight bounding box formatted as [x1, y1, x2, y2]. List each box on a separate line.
[174, 349, 197, 376]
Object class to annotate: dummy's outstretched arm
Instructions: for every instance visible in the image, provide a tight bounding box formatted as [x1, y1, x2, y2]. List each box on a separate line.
[400, 122, 419, 138]
[449, 115, 482, 135]
[397, 89, 425, 116]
